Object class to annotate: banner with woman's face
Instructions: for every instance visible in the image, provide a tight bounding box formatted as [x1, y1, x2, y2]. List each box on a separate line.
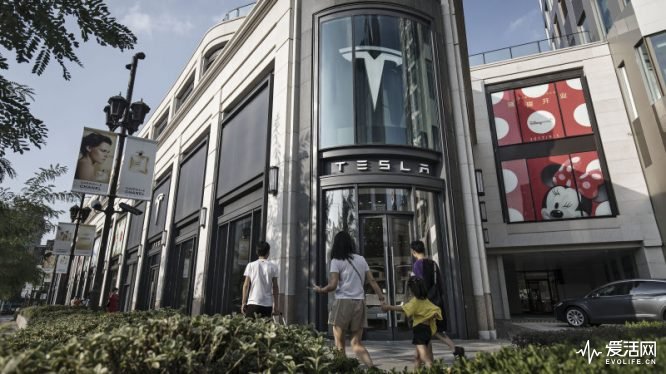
[72, 127, 118, 195]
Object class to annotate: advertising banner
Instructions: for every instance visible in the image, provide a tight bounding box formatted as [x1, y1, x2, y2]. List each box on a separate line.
[74, 224, 97, 256]
[117, 136, 157, 201]
[72, 127, 118, 195]
[55, 255, 69, 274]
[42, 252, 56, 274]
[53, 222, 76, 255]
[516, 83, 565, 143]
[111, 215, 127, 257]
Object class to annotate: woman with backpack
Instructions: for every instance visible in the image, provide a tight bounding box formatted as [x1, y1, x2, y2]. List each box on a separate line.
[410, 240, 466, 358]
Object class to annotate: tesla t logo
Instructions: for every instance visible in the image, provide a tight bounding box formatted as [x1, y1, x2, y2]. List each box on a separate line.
[153, 193, 165, 224]
[339, 46, 402, 109]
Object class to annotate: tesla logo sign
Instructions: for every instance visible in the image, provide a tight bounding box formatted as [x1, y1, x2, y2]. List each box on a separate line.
[326, 159, 431, 176]
[340, 46, 402, 109]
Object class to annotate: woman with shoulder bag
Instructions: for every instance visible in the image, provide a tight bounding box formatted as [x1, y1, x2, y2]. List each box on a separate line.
[314, 231, 386, 368]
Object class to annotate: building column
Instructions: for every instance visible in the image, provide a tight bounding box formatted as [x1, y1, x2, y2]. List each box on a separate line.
[487, 255, 511, 320]
[634, 246, 666, 278]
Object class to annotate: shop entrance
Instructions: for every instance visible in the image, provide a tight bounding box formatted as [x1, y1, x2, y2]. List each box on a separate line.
[360, 214, 413, 340]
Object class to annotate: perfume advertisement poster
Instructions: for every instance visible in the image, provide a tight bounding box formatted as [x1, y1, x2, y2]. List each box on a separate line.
[72, 127, 118, 196]
[74, 224, 96, 256]
[55, 255, 70, 274]
[54, 222, 76, 255]
[42, 252, 55, 274]
[117, 136, 157, 201]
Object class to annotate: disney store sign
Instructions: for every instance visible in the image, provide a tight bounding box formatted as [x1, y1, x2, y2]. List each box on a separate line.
[324, 159, 432, 176]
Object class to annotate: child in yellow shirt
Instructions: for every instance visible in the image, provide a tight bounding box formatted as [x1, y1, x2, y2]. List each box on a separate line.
[381, 276, 442, 369]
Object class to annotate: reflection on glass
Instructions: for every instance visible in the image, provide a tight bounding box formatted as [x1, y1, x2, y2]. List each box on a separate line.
[323, 189, 358, 261]
[358, 187, 411, 211]
[636, 41, 663, 103]
[389, 217, 412, 333]
[362, 216, 388, 331]
[147, 253, 160, 310]
[415, 190, 440, 260]
[320, 18, 354, 148]
[229, 215, 252, 313]
[650, 32, 666, 92]
[319, 15, 440, 150]
[174, 238, 195, 310]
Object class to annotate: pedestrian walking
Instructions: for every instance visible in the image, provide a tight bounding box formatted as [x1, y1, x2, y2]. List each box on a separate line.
[106, 287, 119, 313]
[241, 241, 279, 318]
[313, 231, 385, 368]
[381, 276, 442, 369]
[411, 240, 465, 358]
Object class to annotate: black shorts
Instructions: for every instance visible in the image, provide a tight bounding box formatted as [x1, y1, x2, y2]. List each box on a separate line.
[245, 304, 272, 318]
[412, 323, 432, 345]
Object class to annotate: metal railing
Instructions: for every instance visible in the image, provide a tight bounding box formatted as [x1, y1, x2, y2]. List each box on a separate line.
[469, 31, 593, 67]
[222, 2, 256, 22]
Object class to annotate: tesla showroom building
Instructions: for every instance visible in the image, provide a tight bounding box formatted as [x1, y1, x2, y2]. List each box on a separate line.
[62, 0, 666, 340]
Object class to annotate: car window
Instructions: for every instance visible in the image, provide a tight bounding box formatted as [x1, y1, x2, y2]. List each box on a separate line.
[596, 282, 632, 296]
[630, 281, 666, 296]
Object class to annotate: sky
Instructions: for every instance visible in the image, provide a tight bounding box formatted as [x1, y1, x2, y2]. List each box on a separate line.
[2, 0, 545, 242]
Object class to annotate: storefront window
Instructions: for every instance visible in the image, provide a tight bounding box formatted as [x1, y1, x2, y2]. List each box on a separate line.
[358, 187, 410, 211]
[488, 77, 615, 222]
[320, 14, 440, 150]
[323, 188, 358, 256]
[414, 190, 440, 258]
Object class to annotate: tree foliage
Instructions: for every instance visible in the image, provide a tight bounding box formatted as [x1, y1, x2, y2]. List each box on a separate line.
[0, 164, 77, 299]
[0, 0, 137, 182]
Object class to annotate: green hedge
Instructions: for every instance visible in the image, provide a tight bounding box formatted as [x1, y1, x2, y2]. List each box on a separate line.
[512, 321, 666, 348]
[1, 308, 359, 373]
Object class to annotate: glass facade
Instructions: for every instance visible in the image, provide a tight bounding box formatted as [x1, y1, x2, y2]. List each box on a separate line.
[320, 14, 440, 150]
[636, 41, 663, 103]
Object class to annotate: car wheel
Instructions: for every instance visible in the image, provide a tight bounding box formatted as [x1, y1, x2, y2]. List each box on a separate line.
[566, 307, 588, 327]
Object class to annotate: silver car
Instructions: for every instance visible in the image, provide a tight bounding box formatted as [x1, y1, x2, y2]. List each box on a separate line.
[554, 279, 666, 327]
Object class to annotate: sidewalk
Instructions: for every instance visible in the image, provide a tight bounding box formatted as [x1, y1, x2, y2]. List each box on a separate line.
[347, 339, 512, 371]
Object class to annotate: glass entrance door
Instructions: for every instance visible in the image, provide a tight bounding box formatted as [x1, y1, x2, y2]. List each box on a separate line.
[361, 215, 413, 339]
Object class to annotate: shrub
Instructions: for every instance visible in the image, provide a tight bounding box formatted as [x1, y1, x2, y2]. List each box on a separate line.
[512, 321, 666, 348]
[1, 312, 360, 373]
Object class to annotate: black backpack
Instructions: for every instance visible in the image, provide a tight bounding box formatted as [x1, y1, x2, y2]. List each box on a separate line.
[422, 259, 447, 331]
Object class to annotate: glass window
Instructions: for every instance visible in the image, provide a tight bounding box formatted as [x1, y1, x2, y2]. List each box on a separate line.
[649, 32, 666, 89]
[152, 112, 169, 140]
[636, 41, 663, 103]
[319, 14, 440, 150]
[414, 190, 440, 258]
[596, 0, 613, 33]
[630, 281, 666, 296]
[111, 215, 127, 257]
[595, 282, 631, 296]
[323, 189, 358, 262]
[358, 187, 411, 211]
[203, 43, 226, 74]
[320, 18, 354, 148]
[175, 76, 194, 111]
[489, 78, 615, 223]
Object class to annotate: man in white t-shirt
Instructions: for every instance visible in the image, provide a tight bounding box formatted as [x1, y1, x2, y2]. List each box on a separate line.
[241, 241, 279, 318]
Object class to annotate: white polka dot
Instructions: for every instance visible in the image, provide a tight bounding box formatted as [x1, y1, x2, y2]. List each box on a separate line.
[527, 110, 556, 134]
[503, 169, 518, 193]
[592, 174, 602, 180]
[586, 159, 601, 173]
[566, 166, 572, 172]
[495, 117, 509, 140]
[571, 156, 581, 163]
[583, 181, 591, 189]
[566, 79, 583, 90]
[558, 174, 566, 180]
[508, 208, 525, 222]
[573, 104, 591, 127]
[521, 84, 549, 98]
[491, 92, 504, 105]
[594, 201, 612, 216]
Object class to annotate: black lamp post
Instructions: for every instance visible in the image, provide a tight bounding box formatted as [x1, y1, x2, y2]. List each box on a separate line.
[55, 194, 92, 304]
[88, 52, 150, 308]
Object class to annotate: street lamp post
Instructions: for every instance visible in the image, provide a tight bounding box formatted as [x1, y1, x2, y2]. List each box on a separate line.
[55, 193, 92, 304]
[88, 52, 150, 308]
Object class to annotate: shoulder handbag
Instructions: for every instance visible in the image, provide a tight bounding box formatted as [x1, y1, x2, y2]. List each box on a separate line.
[346, 257, 366, 287]
[426, 259, 448, 331]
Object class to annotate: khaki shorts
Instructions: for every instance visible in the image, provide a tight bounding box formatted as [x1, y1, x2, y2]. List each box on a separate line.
[328, 299, 367, 332]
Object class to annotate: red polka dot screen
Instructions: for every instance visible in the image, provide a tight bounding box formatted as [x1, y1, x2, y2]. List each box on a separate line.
[501, 151, 611, 222]
[490, 78, 593, 146]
